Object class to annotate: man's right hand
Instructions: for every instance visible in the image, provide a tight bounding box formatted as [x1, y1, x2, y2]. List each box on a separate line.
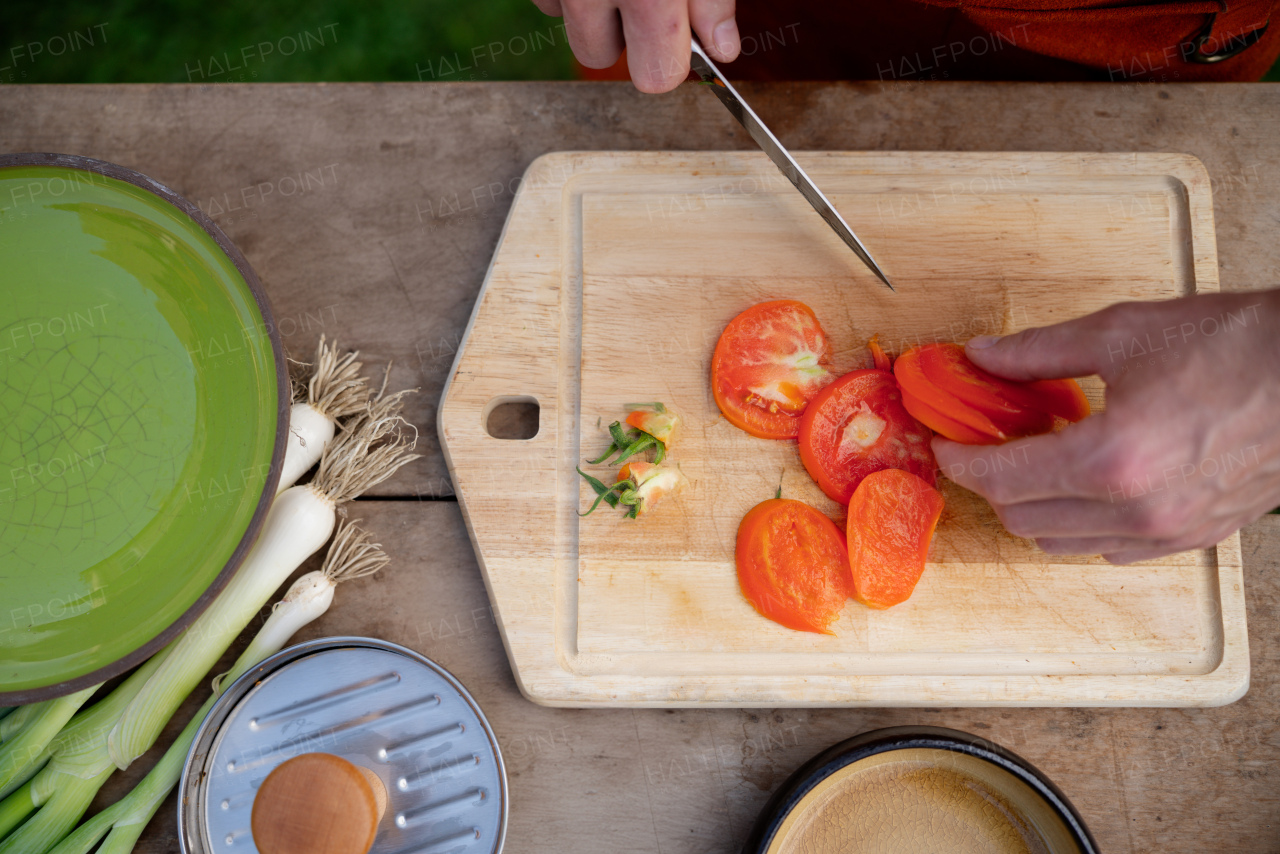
[532, 0, 740, 92]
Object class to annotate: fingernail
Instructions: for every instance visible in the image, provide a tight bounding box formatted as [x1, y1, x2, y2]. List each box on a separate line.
[967, 335, 1000, 350]
[713, 19, 740, 59]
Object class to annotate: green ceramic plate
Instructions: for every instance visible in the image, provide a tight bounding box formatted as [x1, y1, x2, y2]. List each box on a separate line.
[0, 154, 287, 703]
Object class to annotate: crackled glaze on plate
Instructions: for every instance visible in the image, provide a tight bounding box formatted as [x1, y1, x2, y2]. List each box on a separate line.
[0, 161, 281, 698]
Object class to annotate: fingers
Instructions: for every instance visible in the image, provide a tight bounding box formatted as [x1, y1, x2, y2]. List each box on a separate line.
[689, 0, 739, 61]
[1036, 536, 1155, 556]
[1102, 546, 1190, 565]
[932, 418, 1112, 504]
[562, 0, 625, 69]
[997, 498, 1147, 540]
[531, 0, 564, 14]
[965, 302, 1139, 382]
[620, 0, 691, 92]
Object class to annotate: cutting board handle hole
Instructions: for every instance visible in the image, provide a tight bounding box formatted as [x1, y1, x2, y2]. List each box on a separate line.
[484, 396, 540, 440]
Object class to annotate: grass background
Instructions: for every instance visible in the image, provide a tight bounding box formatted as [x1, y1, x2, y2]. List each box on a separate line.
[0, 0, 1275, 83]
[0, 0, 578, 84]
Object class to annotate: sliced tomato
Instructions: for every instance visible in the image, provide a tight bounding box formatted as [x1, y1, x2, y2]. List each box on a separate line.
[917, 343, 1053, 437]
[920, 342, 1088, 424]
[711, 300, 834, 440]
[736, 498, 852, 634]
[1018, 378, 1091, 422]
[894, 347, 1012, 441]
[847, 469, 945, 610]
[897, 343, 1088, 444]
[899, 387, 999, 445]
[797, 369, 936, 504]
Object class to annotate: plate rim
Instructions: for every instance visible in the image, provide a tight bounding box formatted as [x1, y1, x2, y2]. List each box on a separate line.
[0, 152, 289, 704]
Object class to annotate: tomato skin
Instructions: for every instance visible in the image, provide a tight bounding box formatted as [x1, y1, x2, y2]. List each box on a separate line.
[917, 343, 1053, 437]
[797, 369, 936, 505]
[847, 469, 945, 610]
[736, 499, 852, 634]
[918, 342, 1089, 422]
[894, 348, 1011, 440]
[899, 343, 1089, 443]
[899, 387, 999, 445]
[711, 300, 834, 440]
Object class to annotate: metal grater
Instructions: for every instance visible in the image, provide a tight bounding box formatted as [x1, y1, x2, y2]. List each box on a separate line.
[179, 637, 507, 854]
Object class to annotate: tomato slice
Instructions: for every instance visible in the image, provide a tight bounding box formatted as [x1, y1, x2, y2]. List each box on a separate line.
[798, 369, 936, 504]
[894, 348, 1014, 441]
[899, 387, 1000, 445]
[711, 300, 834, 440]
[847, 469, 945, 609]
[736, 498, 852, 634]
[916, 343, 1053, 437]
[1017, 378, 1091, 422]
[916, 343, 1085, 427]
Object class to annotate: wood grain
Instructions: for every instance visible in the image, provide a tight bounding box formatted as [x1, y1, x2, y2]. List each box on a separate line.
[1, 82, 1277, 497]
[92, 502, 1280, 854]
[440, 150, 1246, 707]
[5, 82, 1277, 852]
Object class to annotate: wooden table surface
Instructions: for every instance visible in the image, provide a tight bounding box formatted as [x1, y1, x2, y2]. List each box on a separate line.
[2, 81, 1278, 852]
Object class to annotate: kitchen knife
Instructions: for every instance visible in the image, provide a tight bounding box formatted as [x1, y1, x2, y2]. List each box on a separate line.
[689, 39, 894, 291]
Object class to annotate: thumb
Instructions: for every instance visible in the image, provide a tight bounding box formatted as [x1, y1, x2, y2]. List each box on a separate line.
[964, 305, 1130, 381]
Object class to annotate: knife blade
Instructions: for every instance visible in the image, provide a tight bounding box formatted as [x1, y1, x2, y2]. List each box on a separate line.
[688, 40, 894, 291]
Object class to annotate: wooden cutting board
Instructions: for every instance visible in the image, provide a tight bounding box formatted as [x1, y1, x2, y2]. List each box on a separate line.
[438, 151, 1246, 707]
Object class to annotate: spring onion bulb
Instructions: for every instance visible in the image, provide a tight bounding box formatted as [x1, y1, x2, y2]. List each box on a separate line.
[278, 336, 372, 495]
[47, 520, 391, 854]
[213, 521, 390, 693]
[107, 408, 419, 771]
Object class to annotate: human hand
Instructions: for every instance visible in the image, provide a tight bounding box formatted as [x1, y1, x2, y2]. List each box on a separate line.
[932, 290, 1280, 564]
[531, 0, 739, 92]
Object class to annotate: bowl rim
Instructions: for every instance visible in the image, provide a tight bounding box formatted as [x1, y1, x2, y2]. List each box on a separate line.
[0, 152, 289, 705]
[740, 724, 1100, 854]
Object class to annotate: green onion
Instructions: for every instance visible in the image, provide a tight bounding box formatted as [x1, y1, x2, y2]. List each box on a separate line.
[47, 520, 390, 854]
[0, 687, 95, 795]
[278, 336, 372, 495]
[0, 648, 173, 850]
[107, 404, 417, 770]
[0, 342, 374, 834]
[0, 385, 415, 854]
